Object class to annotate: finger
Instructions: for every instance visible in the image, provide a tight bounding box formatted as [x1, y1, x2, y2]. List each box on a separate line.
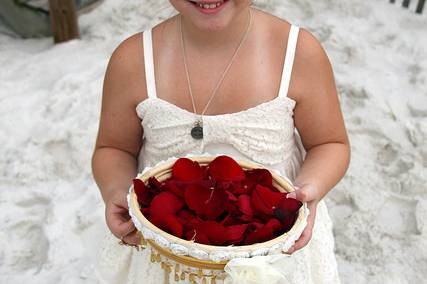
[286, 184, 315, 202]
[110, 218, 136, 239]
[122, 229, 141, 246]
[292, 227, 313, 251]
[105, 196, 135, 238]
[293, 205, 316, 251]
[283, 245, 295, 255]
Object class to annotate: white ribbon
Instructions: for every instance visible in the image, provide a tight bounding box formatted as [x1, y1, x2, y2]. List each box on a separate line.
[224, 253, 308, 284]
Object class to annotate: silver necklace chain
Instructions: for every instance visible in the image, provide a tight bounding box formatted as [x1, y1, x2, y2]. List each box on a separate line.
[179, 8, 253, 121]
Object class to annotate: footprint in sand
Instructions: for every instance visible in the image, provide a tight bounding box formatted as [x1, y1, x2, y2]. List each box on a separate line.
[339, 85, 369, 110]
[377, 195, 419, 236]
[376, 143, 415, 176]
[0, 191, 51, 274]
[407, 94, 427, 118]
[377, 143, 398, 166]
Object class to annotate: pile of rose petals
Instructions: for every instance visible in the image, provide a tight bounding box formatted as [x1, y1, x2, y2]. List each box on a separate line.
[133, 155, 302, 246]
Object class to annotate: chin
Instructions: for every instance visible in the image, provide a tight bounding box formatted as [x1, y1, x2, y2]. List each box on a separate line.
[170, 0, 248, 31]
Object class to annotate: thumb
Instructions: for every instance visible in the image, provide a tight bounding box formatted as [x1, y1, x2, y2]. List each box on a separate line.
[286, 184, 315, 202]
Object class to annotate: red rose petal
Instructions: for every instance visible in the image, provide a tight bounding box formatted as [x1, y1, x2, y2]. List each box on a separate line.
[244, 226, 274, 245]
[151, 214, 184, 238]
[250, 187, 273, 215]
[208, 155, 245, 182]
[244, 218, 282, 245]
[251, 184, 284, 215]
[172, 158, 205, 182]
[164, 179, 185, 199]
[150, 191, 185, 218]
[273, 197, 302, 230]
[223, 215, 243, 226]
[220, 213, 231, 225]
[133, 178, 145, 195]
[177, 209, 195, 222]
[165, 178, 188, 189]
[133, 179, 153, 206]
[249, 221, 264, 231]
[234, 181, 254, 195]
[264, 218, 282, 232]
[224, 200, 240, 216]
[225, 224, 249, 244]
[201, 165, 210, 179]
[280, 197, 303, 213]
[185, 228, 210, 244]
[200, 179, 215, 186]
[225, 190, 238, 202]
[196, 221, 227, 245]
[141, 207, 150, 217]
[282, 214, 298, 231]
[239, 214, 254, 222]
[245, 168, 273, 187]
[237, 194, 253, 216]
[216, 180, 234, 192]
[176, 209, 203, 230]
[148, 176, 163, 192]
[184, 184, 227, 219]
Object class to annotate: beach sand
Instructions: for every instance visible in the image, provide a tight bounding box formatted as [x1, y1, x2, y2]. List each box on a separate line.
[0, 0, 426, 283]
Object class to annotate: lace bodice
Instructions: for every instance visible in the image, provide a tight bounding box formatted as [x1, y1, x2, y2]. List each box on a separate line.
[136, 95, 303, 173]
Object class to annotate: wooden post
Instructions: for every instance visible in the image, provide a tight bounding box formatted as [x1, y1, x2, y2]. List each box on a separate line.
[402, 0, 411, 8]
[416, 0, 425, 13]
[48, 0, 79, 43]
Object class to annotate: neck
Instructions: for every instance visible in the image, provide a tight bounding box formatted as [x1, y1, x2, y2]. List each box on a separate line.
[178, 7, 252, 52]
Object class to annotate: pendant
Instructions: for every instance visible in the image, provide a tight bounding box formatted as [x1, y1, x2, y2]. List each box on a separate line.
[191, 119, 203, 139]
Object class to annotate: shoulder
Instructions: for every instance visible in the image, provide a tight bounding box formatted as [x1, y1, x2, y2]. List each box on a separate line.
[286, 25, 334, 101]
[256, 9, 333, 96]
[104, 31, 147, 104]
[254, 8, 327, 60]
[107, 32, 145, 80]
[294, 27, 331, 71]
[265, 11, 328, 64]
[256, 6, 329, 65]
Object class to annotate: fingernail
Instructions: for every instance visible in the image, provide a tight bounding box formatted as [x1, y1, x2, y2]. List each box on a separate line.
[286, 192, 296, 199]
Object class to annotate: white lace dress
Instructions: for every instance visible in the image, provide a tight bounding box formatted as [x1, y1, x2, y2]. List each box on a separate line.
[93, 24, 341, 284]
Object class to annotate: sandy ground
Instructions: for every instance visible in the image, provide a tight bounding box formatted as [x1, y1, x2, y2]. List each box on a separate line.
[0, 0, 426, 283]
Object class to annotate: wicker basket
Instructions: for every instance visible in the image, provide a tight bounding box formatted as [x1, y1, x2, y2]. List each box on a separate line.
[128, 154, 308, 283]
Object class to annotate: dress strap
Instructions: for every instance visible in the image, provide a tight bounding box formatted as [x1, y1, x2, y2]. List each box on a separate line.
[142, 28, 158, 99]
[278, 24, 300, 98]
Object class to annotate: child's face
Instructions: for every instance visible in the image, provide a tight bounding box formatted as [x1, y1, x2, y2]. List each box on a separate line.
[169, 0, 251, 31]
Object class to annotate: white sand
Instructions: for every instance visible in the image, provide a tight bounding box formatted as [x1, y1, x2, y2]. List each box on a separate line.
[0, 0, 426, 283]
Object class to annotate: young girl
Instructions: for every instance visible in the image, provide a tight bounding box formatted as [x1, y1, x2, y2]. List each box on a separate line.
[91, 0, 350, 283]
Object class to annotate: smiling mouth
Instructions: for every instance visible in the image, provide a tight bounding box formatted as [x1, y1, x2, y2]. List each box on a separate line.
[187, 0, 229, 10]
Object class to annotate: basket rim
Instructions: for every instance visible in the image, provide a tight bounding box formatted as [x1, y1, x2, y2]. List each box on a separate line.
[130, 155, 306, 255]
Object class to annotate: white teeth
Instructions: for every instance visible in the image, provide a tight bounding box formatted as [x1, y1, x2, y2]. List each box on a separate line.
[197, 1, 223, 9]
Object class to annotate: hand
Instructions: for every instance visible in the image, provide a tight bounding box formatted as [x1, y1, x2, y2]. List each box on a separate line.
[105, 189, 141, 246]
[284, 183, 319, 254]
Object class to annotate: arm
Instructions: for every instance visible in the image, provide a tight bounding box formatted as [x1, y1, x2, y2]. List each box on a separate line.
[285, 28, 351, 253]
[91, 32, 147, 245]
